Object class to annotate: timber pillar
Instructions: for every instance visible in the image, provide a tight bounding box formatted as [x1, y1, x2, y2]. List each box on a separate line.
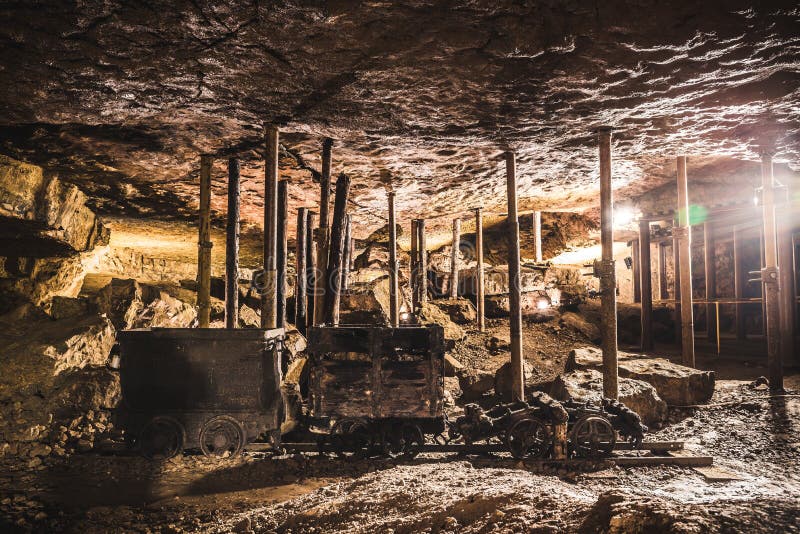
[474, 207, 485, 332]
[676, 156, 695, 367]
[262, 125, 279, 329]
[450, 218, 461, 298]
[225, 157, 241, 329]
[388, 191, 400, 326]
[759, 150, 783, 392]
[197, 154, 213, 328]
[597, 127, 618, 400]
[639, 220, 654, 351]
[505, 151, 525, 403]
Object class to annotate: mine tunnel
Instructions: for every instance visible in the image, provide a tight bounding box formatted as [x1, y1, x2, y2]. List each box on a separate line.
[1, 1, 799, 532]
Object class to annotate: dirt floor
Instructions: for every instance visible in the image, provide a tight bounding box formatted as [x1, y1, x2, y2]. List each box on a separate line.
[1, 321, 799, 533]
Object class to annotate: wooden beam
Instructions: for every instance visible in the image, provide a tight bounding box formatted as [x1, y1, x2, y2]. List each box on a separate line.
[676, 156, 695, 367]
[632, 238, 641, 303]
[639, 220, 654, 351]
[759, 151, 783, 392]
[673, 236, 681, 346]
[262, 125, 279, 329]
[658, 242, 669, 300]
[225, 157, 240, 329]
[305, 211, 317, 332]
[597, 127, 618, 400]
[450, 218, 461, 298]
[505, 151, 524, 402]
[294, 207, 308, 336]
[704, 221, 717, 341]
[388, 191, 399, 326]
[340, 214, 351, 292]
[534, 210, 543, 263]
[313, 138, 333, 326]
[411, 219, 419, 312]
[475, 207, 485, 332]
[733, 225, 747, 340]
[777, 187, 796, 366]
[323, 173, 351, 325]
[276, 179, 288, 329]
[197, 154, 213, 328]
[418, 219, 428, 305]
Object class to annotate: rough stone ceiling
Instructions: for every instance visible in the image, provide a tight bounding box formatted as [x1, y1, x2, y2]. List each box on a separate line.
[1, 0, 798, 238]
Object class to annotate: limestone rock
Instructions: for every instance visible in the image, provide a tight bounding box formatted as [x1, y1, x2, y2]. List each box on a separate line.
[433, 297, 476, 324]
[550, 369, 667, 426]
[484, 291, 556, 319]
[49, 296, 93, 320]
[339, 275, 392, 325]
[131, 290, 196, 328]
[560, 311, 600, 342]
[493, 361, 556, 402]
[457, 369, 495, 400]
[443, 354, 464, 377]
[580, 490, 715, 533]
[48, 366, 121, 419]
[284, 327, 307, 359]
[238, 304, 260, 328]
[93, 278, 142, 330]
[417, 301, 465, 347]
[460, 266, 545, 296]
[0, 155, 109, 256]
[567, 346, 715, 406]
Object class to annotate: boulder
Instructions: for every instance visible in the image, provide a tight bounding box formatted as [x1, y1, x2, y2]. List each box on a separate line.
[560, 311, 600, 342]
[488, 334, 510, 353]
[550, 368, 667, 426]
[238, 303, 260, 328]
[131, 290, 196, 328]
[460, 266, 544, 296]
[49, 296, 93, 320]
[433, 297, 476, 324]
[0, 155, 109, 257]
[484, 291, 557, 320]
[284, 327, 307, 359]
[93, 278, 142, 329]
[457, 369, 495, 400]
[493, 361, 556, 402]
[443, 354, 464, 377]
[417, 301, 465, 347]
[567, 346, 715, 406]
[339, 275, 392, 325]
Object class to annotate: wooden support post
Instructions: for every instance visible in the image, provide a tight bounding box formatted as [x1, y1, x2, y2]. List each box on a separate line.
[262, 125, 279, 329]
[314, 138, 334, 326]
[505, 151, 525, 403]
[225, 157, 240, 329]
[676, 156, 695, 367]
[597, 127, 618, 400]
[639, 220, 654, 351]
[534, 210, 543, 263]
[411, 219, 419, 312]
[658, 242, 669, 300]
[418, 219, 428, 305]
[340, 214, 351, 292]
[197, 154, 213, 328]
[778, 187, 796, 366]
[733, 225, 747, 340]
[276, 180, 288, 329]
[295, 207, 308, 336]
[450, 218, 461, 298]
[704, 221, 717, 341]
[305, 211, 317, 332]
[673, 236, 681, 346]
[475, 207, 486, 332]
[388, 191, 399, 326]
[759, 150, 783, 392]
[632, 238, 641, 303]
[323, 173, 351, 325]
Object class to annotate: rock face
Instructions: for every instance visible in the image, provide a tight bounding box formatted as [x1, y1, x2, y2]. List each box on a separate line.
[432, 297, 477, 324]
[579, 490, 715, 533]
[0, 155, 108, 257]
[550, 369, 667, 426]
[484, 290, 556, 319]
[417, 301, 465, 347]
[461, 267, 545, 297]
[339, 275, 393, 325]
[560, 311, 600, 342]
[568, 346, 715, 406]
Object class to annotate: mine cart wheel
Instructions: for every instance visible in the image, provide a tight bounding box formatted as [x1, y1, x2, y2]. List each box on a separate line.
[398, 424, 424, 459]
[505, 418, 551, 460]
[139, 416, 184, 460]
[570, 416, 616, 458]
[330, 418, 371, 459]
[199, 415, 246, 457]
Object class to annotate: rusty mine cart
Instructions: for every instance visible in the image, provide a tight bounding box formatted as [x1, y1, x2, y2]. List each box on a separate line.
[114, 328, 284, 459]
[306, 325, 447, 458]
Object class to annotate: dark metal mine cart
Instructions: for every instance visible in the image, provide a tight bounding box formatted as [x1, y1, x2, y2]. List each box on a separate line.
[114, 328, 284, 459]
[306, 325, 446, 457]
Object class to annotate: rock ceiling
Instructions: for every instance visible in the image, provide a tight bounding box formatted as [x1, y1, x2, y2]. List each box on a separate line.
[1, 0, 798, 239]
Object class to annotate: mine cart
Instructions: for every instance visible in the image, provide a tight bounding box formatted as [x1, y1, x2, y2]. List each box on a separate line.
[563, 398, 647, 457]
[114, 328, 284, 460]
[306, 325, 446, 458]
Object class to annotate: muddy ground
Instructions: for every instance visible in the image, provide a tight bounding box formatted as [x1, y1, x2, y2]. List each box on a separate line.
[1, 322, 798, 533]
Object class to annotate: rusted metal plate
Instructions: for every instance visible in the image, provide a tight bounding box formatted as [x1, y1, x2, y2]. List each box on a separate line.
[308, 325, 445, 421]
[117, 328, 283, 412]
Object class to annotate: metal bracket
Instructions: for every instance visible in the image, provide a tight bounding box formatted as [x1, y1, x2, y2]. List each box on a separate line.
[761, 266, 780, 286]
